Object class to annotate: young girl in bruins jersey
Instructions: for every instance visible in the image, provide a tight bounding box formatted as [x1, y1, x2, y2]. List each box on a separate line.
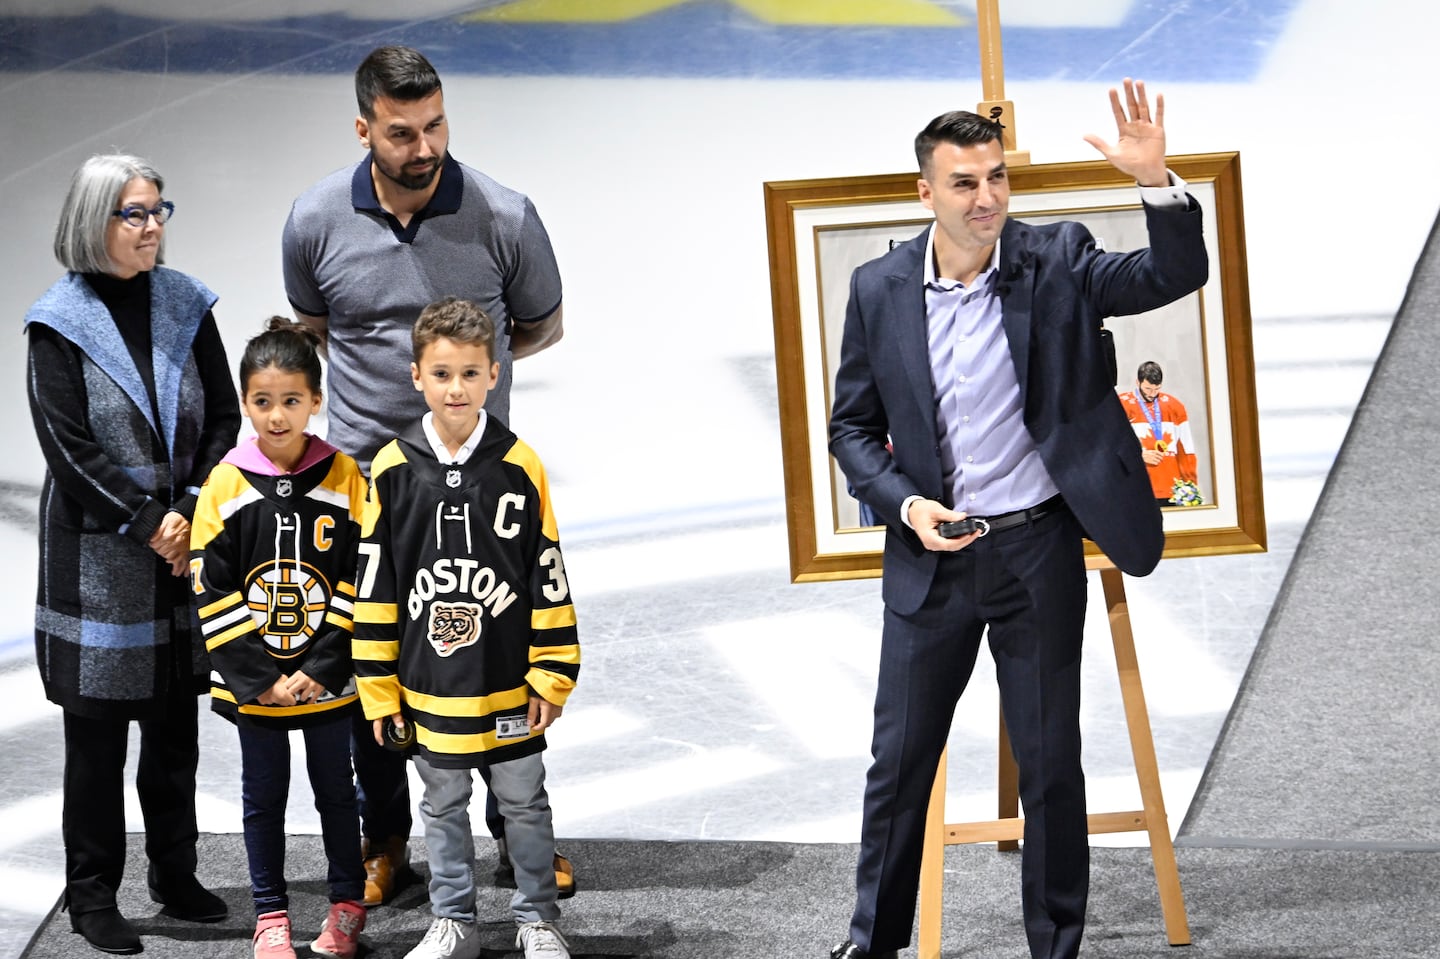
[189, 319, 368, 959]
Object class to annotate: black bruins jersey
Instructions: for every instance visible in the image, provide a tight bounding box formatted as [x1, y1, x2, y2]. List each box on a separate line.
[190, 450, 366, 728]
[354, 416, 580, 768]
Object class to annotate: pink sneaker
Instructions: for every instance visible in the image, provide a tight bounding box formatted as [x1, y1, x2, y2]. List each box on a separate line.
[310, 900, 366, 959]
[253, 911, 295, 959]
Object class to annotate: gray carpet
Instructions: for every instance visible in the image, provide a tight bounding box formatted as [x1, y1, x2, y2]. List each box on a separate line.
[18, 834, 1440, 958]
[1180, 212, 1440, 849]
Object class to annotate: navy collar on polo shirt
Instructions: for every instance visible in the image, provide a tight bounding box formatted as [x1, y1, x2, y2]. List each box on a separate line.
[351, 152, 463, 244]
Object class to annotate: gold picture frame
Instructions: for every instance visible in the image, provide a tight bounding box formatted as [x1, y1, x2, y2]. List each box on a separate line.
[764, 152, 1265, 583]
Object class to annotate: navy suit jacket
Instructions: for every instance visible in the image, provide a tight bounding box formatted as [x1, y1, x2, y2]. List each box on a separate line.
[828, 199, 1209, 615]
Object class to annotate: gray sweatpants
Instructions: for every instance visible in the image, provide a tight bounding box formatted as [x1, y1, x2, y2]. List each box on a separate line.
[413, 752, 560, 924]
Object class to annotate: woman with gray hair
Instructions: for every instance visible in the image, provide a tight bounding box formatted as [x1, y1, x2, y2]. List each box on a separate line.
[24, 154, 240, 954]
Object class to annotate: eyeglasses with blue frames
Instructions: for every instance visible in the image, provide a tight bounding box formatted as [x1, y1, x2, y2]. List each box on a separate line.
[111, 201, 175, 228]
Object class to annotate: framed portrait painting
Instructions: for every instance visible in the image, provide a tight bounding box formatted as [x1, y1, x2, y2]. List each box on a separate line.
[764, 152, 1264, 582]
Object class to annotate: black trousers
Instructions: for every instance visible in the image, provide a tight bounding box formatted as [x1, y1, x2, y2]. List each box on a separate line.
[351, 711, 414, 843]
[351, 712, 505, 842]
[62, 686, 200, 914]
[849, 507, 1090, 959]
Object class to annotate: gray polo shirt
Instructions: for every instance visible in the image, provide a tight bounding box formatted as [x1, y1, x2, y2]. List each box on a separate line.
[282, 153, 562, 466]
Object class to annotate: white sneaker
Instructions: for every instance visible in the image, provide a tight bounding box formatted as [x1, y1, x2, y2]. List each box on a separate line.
[516, 920, 570, 959]
[403, 917, 481, 959]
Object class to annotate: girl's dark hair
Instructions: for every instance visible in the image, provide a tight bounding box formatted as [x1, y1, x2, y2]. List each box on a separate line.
[239, 316, 324, 394]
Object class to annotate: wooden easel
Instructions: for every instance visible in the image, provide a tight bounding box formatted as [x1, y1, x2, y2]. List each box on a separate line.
[915, 566, 1190, 957]
[974, 0, 1030, 167]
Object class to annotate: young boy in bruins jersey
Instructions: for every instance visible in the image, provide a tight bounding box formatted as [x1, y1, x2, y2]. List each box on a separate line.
[354, 297, 580, 959]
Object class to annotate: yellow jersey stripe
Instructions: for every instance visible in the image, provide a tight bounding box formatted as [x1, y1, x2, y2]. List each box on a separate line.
[353, 639, 400, 662]
[198, 591, 244, 619]
[205, 621, 256, 652]
[530, 643, 580, 666]
[357, 676, 402, 719]
[418, 724, 539, 754]
[532, 605, 576, 630]
[402, 685, 530, 717]
[527, 669, 576, 706]
[355, 601, 398, 624]
[236, 694, 358, 717]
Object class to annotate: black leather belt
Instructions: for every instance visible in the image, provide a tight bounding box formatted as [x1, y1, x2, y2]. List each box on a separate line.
[972, 495, 1065, 537]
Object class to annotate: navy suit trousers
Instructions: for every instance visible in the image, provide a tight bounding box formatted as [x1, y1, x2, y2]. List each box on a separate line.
[850, 506, 1090, 959]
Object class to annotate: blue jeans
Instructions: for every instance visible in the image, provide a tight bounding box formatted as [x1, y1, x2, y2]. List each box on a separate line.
[239, 717, 364, 914]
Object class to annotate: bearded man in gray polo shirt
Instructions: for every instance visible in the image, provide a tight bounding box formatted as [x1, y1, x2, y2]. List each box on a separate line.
[283, 45, 563, 466]
[281, 44, 570, 912]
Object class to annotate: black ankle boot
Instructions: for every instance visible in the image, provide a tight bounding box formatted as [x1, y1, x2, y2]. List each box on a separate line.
[146, 867, 227, 923]
[70, 906, 142, 955]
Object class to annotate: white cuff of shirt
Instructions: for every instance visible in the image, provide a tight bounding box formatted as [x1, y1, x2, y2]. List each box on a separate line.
[900, 494, 922, 530]
[1138, 169, 1187, 208]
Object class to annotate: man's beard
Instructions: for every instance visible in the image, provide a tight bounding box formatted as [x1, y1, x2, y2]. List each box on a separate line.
[373, 150, 442, 191]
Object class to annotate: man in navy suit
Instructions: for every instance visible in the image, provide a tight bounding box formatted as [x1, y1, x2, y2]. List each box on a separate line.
[826, 80, 1208, 959]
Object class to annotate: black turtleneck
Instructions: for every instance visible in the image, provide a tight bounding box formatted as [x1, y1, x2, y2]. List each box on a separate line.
[83, 270, 161, 427]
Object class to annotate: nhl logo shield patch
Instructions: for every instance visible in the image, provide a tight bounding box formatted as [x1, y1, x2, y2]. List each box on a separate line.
[275, 478, 292, 497]
[446, 469, 462, 488]
[495, 713, 531, 740]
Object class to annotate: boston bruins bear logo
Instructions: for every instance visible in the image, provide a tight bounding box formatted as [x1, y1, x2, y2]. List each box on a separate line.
[244, 560, 332, 658]
[426, 601, 482, 657]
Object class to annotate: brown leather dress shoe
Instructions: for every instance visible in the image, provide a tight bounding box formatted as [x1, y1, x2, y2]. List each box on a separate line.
[361, 836, 409, 907]
[493, 839, 578, 899]
[552, 851, 577, 899]
[830, 939, 898, 959]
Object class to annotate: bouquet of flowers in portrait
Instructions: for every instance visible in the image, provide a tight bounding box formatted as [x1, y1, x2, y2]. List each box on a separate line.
[1170, 479, 1204, 507]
